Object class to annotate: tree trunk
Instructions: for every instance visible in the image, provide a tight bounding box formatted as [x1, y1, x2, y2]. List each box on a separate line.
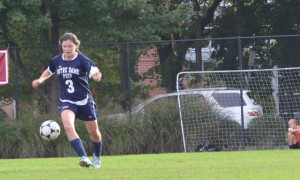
[193, 0, 203, 87]
[47, 12, 60, 115]
[192, 0, 222, 87]
[236, 0, 243, 37]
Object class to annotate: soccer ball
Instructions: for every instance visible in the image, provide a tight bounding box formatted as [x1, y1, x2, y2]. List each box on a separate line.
[39, 120, 61, 141]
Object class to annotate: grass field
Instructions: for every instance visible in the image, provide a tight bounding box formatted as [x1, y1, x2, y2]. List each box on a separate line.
[0, 150, 299, 180]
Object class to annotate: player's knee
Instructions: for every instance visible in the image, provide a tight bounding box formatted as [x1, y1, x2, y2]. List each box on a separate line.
[288, 133, 296, 144]
[62, 123, 75, 133]
[90, 130, 101, 141]
[288, 132, 295, 139]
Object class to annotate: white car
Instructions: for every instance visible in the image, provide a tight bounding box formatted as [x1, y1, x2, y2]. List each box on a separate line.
[189, 88, 263, 128]
[107, 88, 263, 128]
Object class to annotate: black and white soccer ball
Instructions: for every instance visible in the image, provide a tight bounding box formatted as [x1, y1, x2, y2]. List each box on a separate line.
[39, 120, 61, 141]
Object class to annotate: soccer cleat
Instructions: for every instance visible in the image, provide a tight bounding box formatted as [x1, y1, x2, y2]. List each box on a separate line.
[92, 153, 101, 169]
[79, 156, 92, 168]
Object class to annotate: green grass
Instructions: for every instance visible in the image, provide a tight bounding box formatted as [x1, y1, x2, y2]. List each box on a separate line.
[0, 150, 299, 180]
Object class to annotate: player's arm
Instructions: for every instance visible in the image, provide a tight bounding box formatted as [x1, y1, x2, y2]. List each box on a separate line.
[32, 69, 52, 88]
[92, 71, 102, 82]
[89, 66, 102, 82]
[288, 128, 300, 134]
[84, 56, 102, 82]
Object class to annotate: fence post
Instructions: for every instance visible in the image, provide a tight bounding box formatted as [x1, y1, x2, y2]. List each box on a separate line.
[238, 37, 247, 145]
[13, 47, 19, 120]
[126, 42, 132, 115]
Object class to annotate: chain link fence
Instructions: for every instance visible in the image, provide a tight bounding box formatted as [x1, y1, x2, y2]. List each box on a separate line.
[1, 35, 300, 120]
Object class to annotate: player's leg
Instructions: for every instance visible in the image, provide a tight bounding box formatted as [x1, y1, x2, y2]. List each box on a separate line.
[287, 132, 300, 149]
[78, 101, 102, 168]
[60, 104, 91, 167]
[288, 132, 296, 145]
[61, 109, 78, 140]
[84, 120, 102, 168]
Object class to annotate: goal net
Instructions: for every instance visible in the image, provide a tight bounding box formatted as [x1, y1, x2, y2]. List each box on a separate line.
[176, 67, 300, 152]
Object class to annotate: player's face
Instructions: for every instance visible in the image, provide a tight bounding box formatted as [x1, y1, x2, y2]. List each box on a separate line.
[289, 121, 296, 129]
[61, 40, 77, 58]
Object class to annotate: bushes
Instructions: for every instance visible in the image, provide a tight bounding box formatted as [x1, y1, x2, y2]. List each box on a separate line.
[186, 114, 288, 151]
[175, 100, 288, 151]
[0, 99, 183, 158]
[100, 100, 183, 155]
[139, 101, 183, 153]
[247, 115, 287, 149]
[0, 118, 74, 158]
[183, 112, 245, 152]
[0, 103, 289, 158]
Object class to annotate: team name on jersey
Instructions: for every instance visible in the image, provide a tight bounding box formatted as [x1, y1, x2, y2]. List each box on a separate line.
[57, 67, 80, 79]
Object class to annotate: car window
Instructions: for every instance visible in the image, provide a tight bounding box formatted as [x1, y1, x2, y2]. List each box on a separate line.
[212, 92, 246, 107]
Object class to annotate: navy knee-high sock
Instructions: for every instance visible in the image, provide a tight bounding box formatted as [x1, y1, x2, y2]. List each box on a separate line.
[70, 138, 87, 157]
[92, 141, 102, 157]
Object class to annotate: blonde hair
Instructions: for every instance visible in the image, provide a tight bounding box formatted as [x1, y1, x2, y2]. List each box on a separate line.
[59, 32, 81, 51]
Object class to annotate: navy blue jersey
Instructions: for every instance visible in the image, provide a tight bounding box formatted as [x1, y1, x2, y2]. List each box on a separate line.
[47, 53, 99, 105]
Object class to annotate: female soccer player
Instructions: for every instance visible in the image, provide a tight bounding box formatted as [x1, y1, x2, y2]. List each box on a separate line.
[288, 118, 300, 149]
[32, 32, 102, 168]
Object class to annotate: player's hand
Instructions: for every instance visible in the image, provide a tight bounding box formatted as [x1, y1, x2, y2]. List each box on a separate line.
[32, 79, 42, 88]
[92, 72, 102, 82]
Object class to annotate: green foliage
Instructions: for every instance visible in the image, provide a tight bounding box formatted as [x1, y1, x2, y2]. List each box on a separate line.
[1, 1, 298, 159]
[99, 99, 183, 155]
[101, 118, 144, 155]
[0, 120, 42, 158]
[0, 99, 290, 158]
[57, 0, 193, 42]
[141, 100, 183, 153]
[159, 53, 180, 90]
[247, 115, 287, 148]
[0, 99, 182, 157]
[0, 112, 73, 158]
[211, 1, 300, 70]
[184, 109, 244, 151]
[1, 0, 51, 45]
[178, 94, 244, 151]
[0, 0, 194, 109]
[82, 45, 121, 106]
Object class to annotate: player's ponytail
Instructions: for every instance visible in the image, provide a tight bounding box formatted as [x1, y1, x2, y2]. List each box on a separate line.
[59, 32, 81, 52]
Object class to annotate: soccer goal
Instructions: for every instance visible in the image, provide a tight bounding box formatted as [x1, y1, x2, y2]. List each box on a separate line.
[176, 67, 300, 152]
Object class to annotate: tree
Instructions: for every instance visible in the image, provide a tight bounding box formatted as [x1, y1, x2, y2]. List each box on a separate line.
[0, 0, 54, 107]
[191, 0, 222, 72]
[0, 0, 194, 112]
[156, 0, 223, 89]
[69, 0, 193, 109]
[211, 0, 300, 69]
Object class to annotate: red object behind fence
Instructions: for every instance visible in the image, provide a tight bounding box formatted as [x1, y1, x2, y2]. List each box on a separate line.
[0, 49, 9, 86]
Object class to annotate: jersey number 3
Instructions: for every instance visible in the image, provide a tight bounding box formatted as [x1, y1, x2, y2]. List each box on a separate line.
[65, 80, 75, 93]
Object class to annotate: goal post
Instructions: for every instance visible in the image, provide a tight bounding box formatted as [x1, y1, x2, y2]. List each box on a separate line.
[176, 67, 300, 152]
